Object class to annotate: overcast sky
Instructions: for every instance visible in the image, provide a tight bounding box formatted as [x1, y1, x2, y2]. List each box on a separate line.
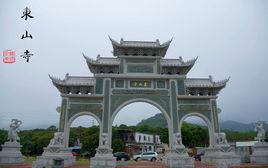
[1, 0, 268, 130]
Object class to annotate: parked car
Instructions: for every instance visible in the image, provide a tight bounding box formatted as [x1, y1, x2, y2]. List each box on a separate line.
[113, 152, 130, 161]
[133, 152, 158, 161]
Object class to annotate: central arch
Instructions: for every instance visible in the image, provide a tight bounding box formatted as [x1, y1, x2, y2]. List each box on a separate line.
[109, 98, 173, 148]
[178, 112, 215, 147]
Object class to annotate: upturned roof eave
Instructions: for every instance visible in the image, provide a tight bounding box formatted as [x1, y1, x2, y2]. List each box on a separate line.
[84, 54, 120, 66]
[160, 57, 197, 68]
[49, 74, 95, 87]
[185, 77, 230, 89]
[185, 85, 226, 89]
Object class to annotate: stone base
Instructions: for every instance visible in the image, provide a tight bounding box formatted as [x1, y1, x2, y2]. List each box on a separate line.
[162, 148, 194, 168]
[251, 142, 268, 164]
[202, 146, 240, 168]
[90, 147, 116, 168]
[0, 141, 24, 165]
[32, 146, 75, 168]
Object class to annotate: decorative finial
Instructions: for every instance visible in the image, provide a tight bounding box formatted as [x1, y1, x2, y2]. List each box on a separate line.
[120, 38, 124, 44]
[209, 75, 213, 82]
[65, 73, 69, 79]
[97, 54, 100, 59]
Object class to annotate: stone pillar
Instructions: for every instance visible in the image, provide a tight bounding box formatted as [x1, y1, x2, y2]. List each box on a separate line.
[202, 133, 240, 168]
[0, 119, 24, 165]
[251, 121, 268, 164]
[90, 79, 116, 168]
[90, 147, 116, 168]
[90, 132, 116, 168]
[0, 141, 24, 165]
[162, 80, 194, 168]
[211, 99, 219, 133]
[162, 138, 194, 168]
[32, 132, 74, 168]
[163, 148, 194, 168]
[251, 142, 268, 164]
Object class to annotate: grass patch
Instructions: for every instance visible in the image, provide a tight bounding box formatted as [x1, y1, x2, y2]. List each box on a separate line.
[24, 156, 36, 163]
[116, 160, 134, 166]
[74, 158, 90, 165]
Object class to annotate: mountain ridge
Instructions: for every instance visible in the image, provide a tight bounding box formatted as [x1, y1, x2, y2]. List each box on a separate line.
[137, 113, 268, 132]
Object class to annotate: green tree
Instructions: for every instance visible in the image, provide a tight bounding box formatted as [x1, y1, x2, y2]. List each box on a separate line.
[0, 130, 8, 150]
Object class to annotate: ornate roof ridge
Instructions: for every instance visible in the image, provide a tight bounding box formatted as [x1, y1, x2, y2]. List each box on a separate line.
[182, 56, 198, 66]
[109, 36, 172, 48]
[66, 76, 95, 79]
[49, 74, 66, 85]
[185, 76, 230, 88]
[160, 56, 197, 67]
[213, 77, 230, 87]
[186, 77, 210, 80]
[49, 74, 95, 86]
[83, 53, 119, 65]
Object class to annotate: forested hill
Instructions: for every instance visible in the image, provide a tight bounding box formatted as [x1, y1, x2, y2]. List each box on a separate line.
[137, 113, 268, 132]
[137, 113, 168, 128]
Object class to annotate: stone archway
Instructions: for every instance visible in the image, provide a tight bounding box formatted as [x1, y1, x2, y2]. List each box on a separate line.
[64, 111, 102, 148]
[48, 38, 233, 168]
[178, 112, 215, 147]
[109, 98, 173, 148]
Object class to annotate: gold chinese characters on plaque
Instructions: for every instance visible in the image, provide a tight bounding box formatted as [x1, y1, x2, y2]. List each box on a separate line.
[130, 81, 151, 88]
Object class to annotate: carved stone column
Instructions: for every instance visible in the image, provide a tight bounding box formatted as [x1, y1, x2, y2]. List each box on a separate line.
[90, 133, 116, 168]
[0, 119, 24, 165]
[32, 132, 74, 168]
[202, 133, 240, 168]
[251, 142, 268, 164]
[0, 141, 24, 165]
[251, 121, 268, 164]
[162, 132, 194, 168]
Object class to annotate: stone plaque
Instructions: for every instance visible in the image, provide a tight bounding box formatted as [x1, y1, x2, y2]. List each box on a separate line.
[130, 80, 151, 88]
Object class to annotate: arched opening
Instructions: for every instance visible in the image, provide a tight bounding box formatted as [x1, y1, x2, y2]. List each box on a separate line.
[111, 100, 171, 158]
[66, 112, 101, 158]
[179, 113, 214, 151]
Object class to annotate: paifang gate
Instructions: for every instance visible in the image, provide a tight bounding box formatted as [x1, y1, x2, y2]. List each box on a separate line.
[49, 37, 230, 168]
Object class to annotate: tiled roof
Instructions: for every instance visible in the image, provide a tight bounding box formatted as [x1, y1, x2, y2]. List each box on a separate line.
[160, 57, 197, 67]
[109, 36, 172, 48]
[84, 54, 119, 65]
[49, 74, 95, 86]
[121, 41, 160, 47]
[160, 59, 183, 66]
[185, 78, 214, 87]
[185, 77, 229, 88]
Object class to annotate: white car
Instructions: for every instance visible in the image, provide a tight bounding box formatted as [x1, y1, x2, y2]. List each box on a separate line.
[133, 152, 158, 161]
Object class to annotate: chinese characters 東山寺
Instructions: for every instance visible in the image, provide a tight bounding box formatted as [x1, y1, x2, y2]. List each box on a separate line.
[20, 7, 34, 63]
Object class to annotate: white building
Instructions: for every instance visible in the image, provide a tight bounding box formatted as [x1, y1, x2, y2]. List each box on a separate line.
[134, 132, 161, 152]
[120, 130, 162, 153]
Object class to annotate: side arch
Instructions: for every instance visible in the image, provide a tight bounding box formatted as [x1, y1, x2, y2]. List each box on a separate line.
[178, 112, 215, 147]
[109, 98, 173, 148]
[64, 111, 102, 148]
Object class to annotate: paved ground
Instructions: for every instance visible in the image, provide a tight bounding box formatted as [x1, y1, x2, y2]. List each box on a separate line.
[1, 161, 268, 168]
[116, 161, 169, 168]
